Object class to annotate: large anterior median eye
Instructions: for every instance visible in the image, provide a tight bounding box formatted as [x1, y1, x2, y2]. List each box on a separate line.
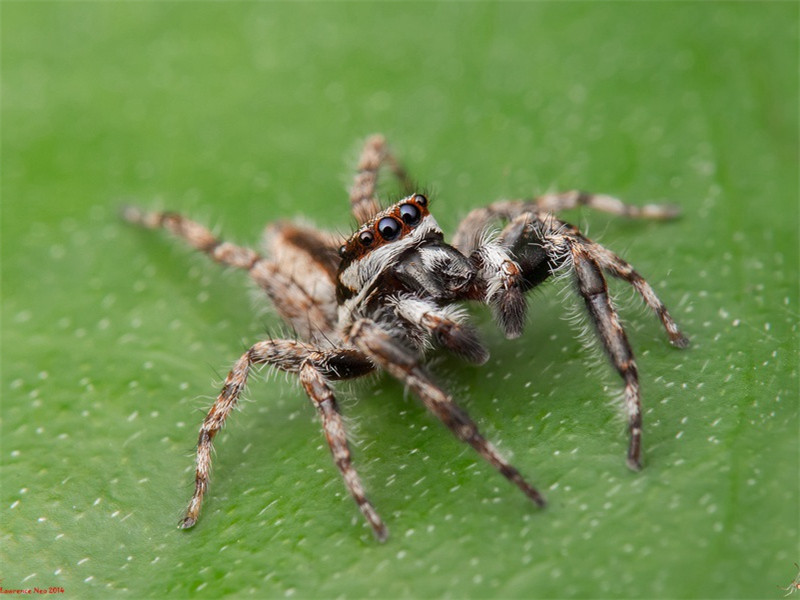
[399, 203, 421, 226]
[377, 216, 402, 240]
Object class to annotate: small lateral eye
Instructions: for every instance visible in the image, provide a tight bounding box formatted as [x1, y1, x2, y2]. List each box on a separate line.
[399, 203, 421, 226]
[358, 230, 375, 247]
[338, 245, 347, 257]
[377, 216, 402, 241]
[413, 193, 428, 207]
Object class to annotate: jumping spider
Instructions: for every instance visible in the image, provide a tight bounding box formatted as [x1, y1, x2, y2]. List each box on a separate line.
[123, 135, 688, 541]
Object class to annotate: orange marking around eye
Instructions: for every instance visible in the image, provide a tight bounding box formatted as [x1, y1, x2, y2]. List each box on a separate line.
[341, 195, 430, 262]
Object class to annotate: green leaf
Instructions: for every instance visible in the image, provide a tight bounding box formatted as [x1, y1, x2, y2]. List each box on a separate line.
[2, 3, 797, 598]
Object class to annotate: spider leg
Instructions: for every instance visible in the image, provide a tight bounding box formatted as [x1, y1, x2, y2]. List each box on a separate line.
[249, 261, 337, 342]
[348, 319, 546, 507]
[582, 241, 689, 348]
[387, 294, 490, 364]
[299, 362, 388, 541]
[350, 134, 414, 225]
[532, 190, 681, 220]
[121, 206, 260, 269]
[452, 193, 680, 255]
[568, 242, 644, 470]
[179, 340, 381, 535]
[496, 211, 685, 469]
[121, 207, 337, 341]
[498, 212, 689, 347]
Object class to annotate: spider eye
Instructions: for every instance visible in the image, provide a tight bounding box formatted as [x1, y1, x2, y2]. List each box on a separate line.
[413, 193, 428, 207]
[399, 203, 421, 226]
[377, 217, 402, 241]
[338, 244, 347, 257]
[358, 230, 375, 247]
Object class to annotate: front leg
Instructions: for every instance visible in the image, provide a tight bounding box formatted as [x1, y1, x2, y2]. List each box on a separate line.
[180, 339, 315, 529]
[348, 319, 546, 507]
[299, 362, 388, 540]
[499, 212, 688, 348]
[495, 211, 688, 469]
[179, 340, 382, 537]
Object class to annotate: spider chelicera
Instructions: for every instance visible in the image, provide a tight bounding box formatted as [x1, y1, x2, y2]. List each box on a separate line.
[123, 135, 688, 541]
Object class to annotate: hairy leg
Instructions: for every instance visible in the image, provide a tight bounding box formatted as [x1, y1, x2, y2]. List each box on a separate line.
[496, 211, 688, 347]
[348, 319, 546, 507]
[568, 242, 644, 470]
[122, 207, 338, 340]
[121, 206, 260, 269]
[532, 190, 680, 220]
[494, 210, 687, 469]
[300, 362, 387, 540]
[452, 192, 680, 255]
[349, 134, 413, 225]
[580, 241, 689, 348]
[179, 340, 375, 529]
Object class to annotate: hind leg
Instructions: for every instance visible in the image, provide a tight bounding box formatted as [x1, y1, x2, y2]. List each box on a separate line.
[123, 208, 340, 341]
[453, 193, 680, 255]
[463, 208, 688, 468]
[349, 134, 414, 224]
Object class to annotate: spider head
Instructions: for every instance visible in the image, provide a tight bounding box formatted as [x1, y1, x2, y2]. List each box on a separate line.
[338, 194, 432, 262]
[336, 194, 475, 305]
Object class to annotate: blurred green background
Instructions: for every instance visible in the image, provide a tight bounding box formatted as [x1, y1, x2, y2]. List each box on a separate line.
[2, 3, 797, 598]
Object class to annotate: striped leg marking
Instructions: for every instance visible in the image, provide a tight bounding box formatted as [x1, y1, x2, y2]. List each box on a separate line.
[349, 134, 413, 225]
[300, 363, 387, 541]
[585, 242, 689, 348]
[533, 190, 681, 220]
[121, 207, 338, 339]
[569, 243, 644, 470]
[349, 319, 546, 507]
[179, 341, 374, 529]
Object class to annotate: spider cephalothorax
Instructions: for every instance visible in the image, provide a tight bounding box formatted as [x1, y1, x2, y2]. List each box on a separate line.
[337, 193, 452, 300]
[123, 135, 688, 541]
[338, 195, 478, 322]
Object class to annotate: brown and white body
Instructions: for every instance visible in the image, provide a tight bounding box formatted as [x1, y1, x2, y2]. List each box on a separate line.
[122, 135, 688, 541]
